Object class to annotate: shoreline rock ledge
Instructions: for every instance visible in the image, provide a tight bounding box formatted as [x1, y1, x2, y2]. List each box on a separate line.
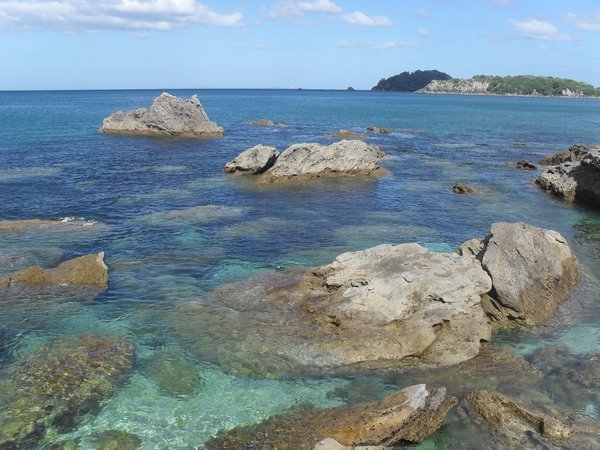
[99, 92, 223, 138]
[224, 140, 386, 183]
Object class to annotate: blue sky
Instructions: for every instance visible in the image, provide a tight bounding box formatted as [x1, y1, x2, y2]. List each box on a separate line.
[1, 0, 599, 90]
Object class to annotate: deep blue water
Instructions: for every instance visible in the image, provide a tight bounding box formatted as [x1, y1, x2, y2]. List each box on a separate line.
[0, 90, 599, 448]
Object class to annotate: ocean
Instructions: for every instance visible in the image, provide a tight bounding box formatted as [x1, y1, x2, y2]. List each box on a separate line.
[0, 89, 599, 448]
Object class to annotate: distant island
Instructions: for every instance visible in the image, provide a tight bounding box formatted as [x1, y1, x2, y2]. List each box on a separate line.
[417, 75, 600, 98]
[371, 70, 451, 92]
[370, 71, 600, 98]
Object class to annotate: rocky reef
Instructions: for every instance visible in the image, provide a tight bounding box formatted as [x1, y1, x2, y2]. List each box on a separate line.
[174, 222, 578, 378]
[0, 335, 134, 448]
[0, 252, 109, 289]
[99, 92, 223, 138]
[224, 140, 386, 183]
[245, 118, 286, 127]
[537, 144, 600, 208]
[205, 384, 457, 449]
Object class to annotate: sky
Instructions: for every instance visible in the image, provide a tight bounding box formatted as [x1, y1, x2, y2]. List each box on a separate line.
[0, 0, 599, 90]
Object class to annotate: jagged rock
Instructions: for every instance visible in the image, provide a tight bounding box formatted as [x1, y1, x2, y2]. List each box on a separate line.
[0, 335, 134, 449]
[475, 222, 579, 325]
[537, 145, 600, 207]
[457, 238, 484, 257]
[539, 144, 591, 165]
[366, 126, 391, 134]
[452, 182, 474, 194]
[463, 391, 572, 447]
[0, 252, 109, 289]
[260, 140, 386, 183]
[174, 243, 492, 378]
[224, 145, 279, 175]
[515, 160, 537, 170]
[99, 92, 223, 138]
[246, 118, 285, 127]
[329, 130, 367, 140]
[205, 384, 457, 449]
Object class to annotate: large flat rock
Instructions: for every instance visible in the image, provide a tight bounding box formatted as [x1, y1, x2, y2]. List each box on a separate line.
[174, 243, 492, 378]
[99, 92, 223, 138]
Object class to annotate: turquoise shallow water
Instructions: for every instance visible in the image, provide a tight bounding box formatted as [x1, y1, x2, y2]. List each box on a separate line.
[0, 90, 599, 448]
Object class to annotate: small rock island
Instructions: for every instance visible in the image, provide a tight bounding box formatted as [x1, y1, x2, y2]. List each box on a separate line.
[100, 92, 223, 138]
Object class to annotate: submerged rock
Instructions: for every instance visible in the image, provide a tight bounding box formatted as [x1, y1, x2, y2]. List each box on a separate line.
[205, 384, 457, 449]
[366, 126, 391, 134]
[224, 145, 279, 175]
[537, 144, 600, 207]
[137, 204, 246, 226]
[99, 92, 223, 138]
[260, 140, 386, 183]
[463, 390, 574, 448]
[463, 222, 579, 326]
[90, 430, 141, 450]
[246, 118, 286, 127]
[329, 130, 367, 140]
[452, 182, 474, 194]
[0, 252, 109, 289]
[0, 335, 134, 449]
[175, 243, 492, 378]
[140, 349, 203, 398]
[0, 219, 97, 232]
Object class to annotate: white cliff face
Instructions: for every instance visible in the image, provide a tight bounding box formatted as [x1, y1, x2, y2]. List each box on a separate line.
[100, 92, 224, 138]
[417, 79, 490, 94]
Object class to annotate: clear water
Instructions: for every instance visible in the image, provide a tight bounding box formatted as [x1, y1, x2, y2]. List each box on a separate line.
[0, 90, 599, 448]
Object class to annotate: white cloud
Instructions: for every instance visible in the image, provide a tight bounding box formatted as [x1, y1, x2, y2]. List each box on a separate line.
[510, 19, 576, 41]
[416, 8, 430, 19]
[265, 0, 342, 20]
[337, 40, 420, 49]
[0, 0, 243, 32]
[565, 12, 600, 31]
[342, 11, 391, 27]
[418, 27, 429, 37]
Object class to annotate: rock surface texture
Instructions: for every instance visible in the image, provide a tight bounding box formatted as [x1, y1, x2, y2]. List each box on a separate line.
[0, 252, 109, 289]
[262, 140, 385, 182]
[465, 222, 578, 326]
[204, 384, 457, 449]
[175, 243, 492, 378]
[225, 140, 386, 183]
[537, 144, 600, 207]
[0, 335, 134, 449]
[224, 145, 279, 175]
[99, 92, 223, 138]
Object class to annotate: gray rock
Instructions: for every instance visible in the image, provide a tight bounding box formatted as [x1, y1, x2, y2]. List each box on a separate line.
[205, 384, 457, 449]
[260, 140, 386, 183]
[174, 243, 492, 378]
[99, 92, 223, 138]
[537, 145, 600, 207]
[515, 160, 537, 170]
[246, 118, 285, 127]
[0, 252, 109, 289]
[478, 222, 579, 325]
[224, 145, 279, 175]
